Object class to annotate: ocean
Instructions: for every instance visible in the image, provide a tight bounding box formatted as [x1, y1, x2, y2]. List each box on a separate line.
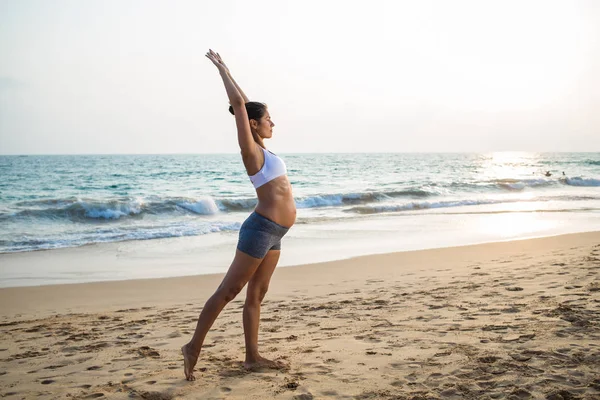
[1, 152, 599, 286]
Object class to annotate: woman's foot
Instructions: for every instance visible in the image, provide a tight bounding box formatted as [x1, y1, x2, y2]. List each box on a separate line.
[181, 343, 200, 381]
[244, 355, 289, 371]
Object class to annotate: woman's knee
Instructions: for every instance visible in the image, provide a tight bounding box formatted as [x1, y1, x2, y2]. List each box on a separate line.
[247, 285, 269, 305]
[216, 284, 244, 303]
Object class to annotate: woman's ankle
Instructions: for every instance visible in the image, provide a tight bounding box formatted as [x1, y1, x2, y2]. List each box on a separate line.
[185, 342, 201, 357]
[245, 350, 261, 362]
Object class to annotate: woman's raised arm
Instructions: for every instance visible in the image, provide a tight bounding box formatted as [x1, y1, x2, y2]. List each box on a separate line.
[206, 50, 256, 156]
[208, 51, 250, 103]
[229, 74, 249, 103]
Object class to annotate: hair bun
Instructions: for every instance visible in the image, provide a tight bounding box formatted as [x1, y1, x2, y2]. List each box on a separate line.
[228, 105, 235, 115]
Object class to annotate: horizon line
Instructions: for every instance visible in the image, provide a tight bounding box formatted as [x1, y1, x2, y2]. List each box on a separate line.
[1, 150, 599, 156]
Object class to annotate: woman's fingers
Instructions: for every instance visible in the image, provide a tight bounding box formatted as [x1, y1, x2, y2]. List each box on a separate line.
[208, 49, 225, 63]
[214, 52, 225, 65]
[206, 49, 229, 72]
[206, 54, 219, 66]
[206, 51, 228, 71]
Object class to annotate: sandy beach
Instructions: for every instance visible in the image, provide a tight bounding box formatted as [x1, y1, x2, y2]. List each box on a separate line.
[1, 231, 599, 399]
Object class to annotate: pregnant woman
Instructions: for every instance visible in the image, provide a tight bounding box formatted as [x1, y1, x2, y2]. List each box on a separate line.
[181, 50, 296, 381]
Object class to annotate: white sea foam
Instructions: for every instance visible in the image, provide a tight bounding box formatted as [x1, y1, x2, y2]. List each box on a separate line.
[81, 198, 145, 219]
[294, 190, 431, 209]
[2, 221, 242, 253]
[494, 178, 552, 191]
[217, 198, 257, 211]
[296, 194, 346, 208]
[347, 198, 523, 214]
[564, 177, 600, 187]
[178, 198, 220, 215]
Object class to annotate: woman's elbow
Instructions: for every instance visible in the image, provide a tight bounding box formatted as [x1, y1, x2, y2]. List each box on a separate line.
[230, 98, 245, 108]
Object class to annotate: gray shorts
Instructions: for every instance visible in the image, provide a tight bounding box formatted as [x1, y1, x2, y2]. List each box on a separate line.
[237, 211, 290, 259]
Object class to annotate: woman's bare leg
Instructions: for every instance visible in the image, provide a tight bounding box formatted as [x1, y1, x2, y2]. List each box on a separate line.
[182, 250, 263, 381]
[242, 250, 286, 370]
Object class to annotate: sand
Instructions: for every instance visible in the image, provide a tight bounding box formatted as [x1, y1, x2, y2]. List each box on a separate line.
[1, 232, 599, 399]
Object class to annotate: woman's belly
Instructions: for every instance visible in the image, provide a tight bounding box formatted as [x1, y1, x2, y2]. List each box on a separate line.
[254, 177, 296, 228]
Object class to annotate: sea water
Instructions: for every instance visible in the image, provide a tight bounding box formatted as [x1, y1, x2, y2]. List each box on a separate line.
[1, 152, 599, 286]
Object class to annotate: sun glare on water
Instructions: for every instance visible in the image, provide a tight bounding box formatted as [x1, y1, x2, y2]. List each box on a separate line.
[475, 152, 559, 237]
[475, 152, 546, 192]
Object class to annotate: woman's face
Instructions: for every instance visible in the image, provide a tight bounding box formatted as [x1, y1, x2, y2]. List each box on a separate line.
[252, 110, 275, 139]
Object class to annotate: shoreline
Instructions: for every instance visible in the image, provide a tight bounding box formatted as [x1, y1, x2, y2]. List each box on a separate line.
[1, 231, 598, 317]
[1, 212, 599, 289]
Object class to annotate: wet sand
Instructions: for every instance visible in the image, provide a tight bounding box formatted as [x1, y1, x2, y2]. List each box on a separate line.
[1, 232, 599, 399]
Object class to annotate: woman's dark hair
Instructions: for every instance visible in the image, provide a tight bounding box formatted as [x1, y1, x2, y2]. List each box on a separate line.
[229, 102, 267, 121]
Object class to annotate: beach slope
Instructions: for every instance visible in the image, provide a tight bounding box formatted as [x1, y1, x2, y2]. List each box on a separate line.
[1, 232, 599, 399]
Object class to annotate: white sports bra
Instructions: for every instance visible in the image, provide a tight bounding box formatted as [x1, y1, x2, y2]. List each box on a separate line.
[248, 147, 287, 189]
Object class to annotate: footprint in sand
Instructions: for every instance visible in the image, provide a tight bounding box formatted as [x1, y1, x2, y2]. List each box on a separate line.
[506, 286, 524, 291]
[354, 335, 382, 343]
[83, 394, 105, 399]
[293, 394, 314, 400]
[478, 356, 501, 363]
[509, 353, 532, 362]
[43, 364, 67, 370]
[320, 390, 338, 396]
[123, 346, 160, 359]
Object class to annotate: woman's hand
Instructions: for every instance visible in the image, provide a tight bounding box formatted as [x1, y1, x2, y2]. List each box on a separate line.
[206, 49, 230, 74]
[206, 49, 249, 103]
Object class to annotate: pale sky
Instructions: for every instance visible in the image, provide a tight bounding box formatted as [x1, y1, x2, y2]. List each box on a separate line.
[0, 0, 598, 155]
